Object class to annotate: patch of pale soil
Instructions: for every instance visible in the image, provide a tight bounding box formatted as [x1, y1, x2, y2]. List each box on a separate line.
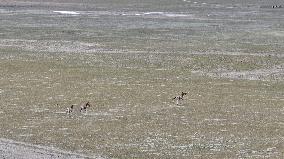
[0, 39, 104, 53]
[1, 39, 284, 59]
[0, 138, 104, 159]
[53, 11, 80, 15]
[262, 31, 284, 37]
[192, 65, 284, 81]
[193, 51, 284, 57]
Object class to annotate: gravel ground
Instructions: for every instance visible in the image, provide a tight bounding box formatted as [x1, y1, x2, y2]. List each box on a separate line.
[0, 138, 103, 159]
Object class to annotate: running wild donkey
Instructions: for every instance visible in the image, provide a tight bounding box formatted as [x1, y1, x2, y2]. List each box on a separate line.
[172, 92, 187, 105]
[66, 105, 74, 114]
[80, 101, 91, 113]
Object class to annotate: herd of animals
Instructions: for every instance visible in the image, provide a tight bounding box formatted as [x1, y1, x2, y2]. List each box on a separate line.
[57, 4, 283, 115]
[64, 101, 91, 114]
[64, 92, 187, 114]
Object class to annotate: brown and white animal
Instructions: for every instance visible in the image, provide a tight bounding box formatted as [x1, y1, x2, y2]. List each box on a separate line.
[272, 5, 282, 8]
[66, 105, 74, 114]
[80, 101, 91, 113]
[172, 92, 187, 105]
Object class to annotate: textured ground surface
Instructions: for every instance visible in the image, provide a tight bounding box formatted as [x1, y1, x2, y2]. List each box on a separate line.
[0, 138, 101, 159]
[0, 0, 283, 158]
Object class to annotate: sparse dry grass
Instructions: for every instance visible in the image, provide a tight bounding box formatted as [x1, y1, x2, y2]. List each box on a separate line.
[0, 51, 283, 158]
[0, 0, 284, 158]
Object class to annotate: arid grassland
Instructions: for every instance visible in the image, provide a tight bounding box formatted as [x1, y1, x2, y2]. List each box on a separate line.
[0, 0, 283, 158]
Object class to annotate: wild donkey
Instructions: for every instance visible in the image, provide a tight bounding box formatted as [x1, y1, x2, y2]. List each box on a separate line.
[80, 101, 91, 113]
[66, 105, 74, 114]
[172, 92, 187, 105]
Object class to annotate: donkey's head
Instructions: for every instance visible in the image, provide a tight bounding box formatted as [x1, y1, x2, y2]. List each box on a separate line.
[85, 101, 91, 107]
[181, 92, 187, 97]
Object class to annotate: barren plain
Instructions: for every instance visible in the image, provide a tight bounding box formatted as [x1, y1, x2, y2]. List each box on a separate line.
[0, 0, 283, 158]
